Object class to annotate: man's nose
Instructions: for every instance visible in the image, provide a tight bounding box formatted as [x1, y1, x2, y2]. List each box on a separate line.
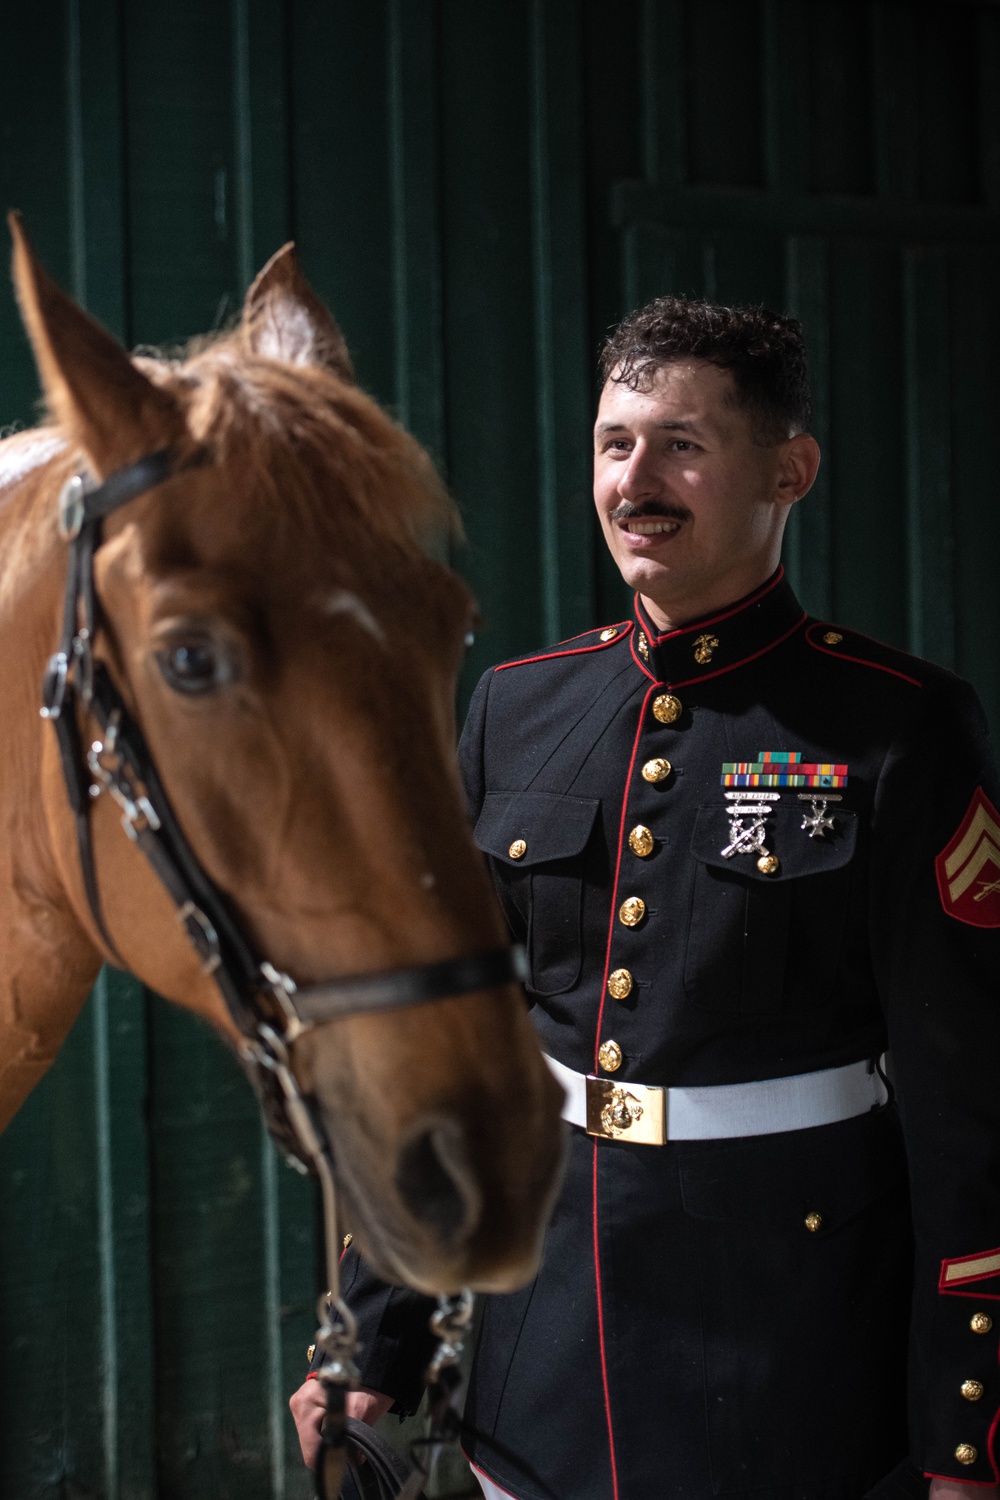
[617, 442, 659, 501]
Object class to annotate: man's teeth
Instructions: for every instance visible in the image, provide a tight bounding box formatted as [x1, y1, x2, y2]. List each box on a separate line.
[626, 519, 680, 535]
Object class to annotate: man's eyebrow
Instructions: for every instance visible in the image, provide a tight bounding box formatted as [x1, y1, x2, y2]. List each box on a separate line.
[594, 421, 627, 436]
[656, 419, 700, 433]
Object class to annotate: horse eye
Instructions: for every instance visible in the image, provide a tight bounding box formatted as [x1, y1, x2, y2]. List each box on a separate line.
[156, 640, 227, 696]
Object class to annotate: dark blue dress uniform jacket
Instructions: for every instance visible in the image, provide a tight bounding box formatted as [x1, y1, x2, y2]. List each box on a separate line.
[336, 569, 1000, 1500]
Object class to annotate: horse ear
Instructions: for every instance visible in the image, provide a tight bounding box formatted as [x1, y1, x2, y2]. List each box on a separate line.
[241, 242, 355, 381]
[8, 213, 183, 478]
[8, 213, 183, 475]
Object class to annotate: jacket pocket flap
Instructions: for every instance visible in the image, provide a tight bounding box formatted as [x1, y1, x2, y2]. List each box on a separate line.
[475, 791, 601, 866]
[691, 801, 857, 880]
[680, 1107, 903, 1237]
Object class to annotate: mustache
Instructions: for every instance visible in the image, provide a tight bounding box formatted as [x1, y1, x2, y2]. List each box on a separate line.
[609, 499, 692, 524]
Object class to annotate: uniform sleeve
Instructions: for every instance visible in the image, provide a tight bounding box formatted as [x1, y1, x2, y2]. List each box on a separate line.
[870, 674, 1000, 1484]
[329, 672, 495, 1411]
[311, 1247, 438, 1413]
[456, 667, 493, 821]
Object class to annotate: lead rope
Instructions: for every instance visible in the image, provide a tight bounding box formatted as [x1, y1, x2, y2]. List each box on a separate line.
[252, 1026, 475, 1500]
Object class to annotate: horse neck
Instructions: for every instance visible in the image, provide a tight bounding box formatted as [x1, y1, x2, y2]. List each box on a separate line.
[0, 429, 102, 1130]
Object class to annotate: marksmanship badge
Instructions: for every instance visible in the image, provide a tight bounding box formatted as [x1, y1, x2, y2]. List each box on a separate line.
[935, 786, 1000, 928]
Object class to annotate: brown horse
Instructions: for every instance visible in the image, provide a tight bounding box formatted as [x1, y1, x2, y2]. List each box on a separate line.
[0, 217, 562, 1299]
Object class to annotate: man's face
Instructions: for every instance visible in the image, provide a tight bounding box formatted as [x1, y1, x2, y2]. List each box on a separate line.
[593, 360, 798, 627]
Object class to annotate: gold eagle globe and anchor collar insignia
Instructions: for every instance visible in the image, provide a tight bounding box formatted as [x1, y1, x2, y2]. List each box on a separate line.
[630, 568, 806, 685]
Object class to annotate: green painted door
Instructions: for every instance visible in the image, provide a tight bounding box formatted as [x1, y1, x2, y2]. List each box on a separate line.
[1, 3, 997, 1495]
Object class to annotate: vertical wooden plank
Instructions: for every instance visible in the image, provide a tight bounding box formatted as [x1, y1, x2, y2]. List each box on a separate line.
[232, 0, 291, 295]
[0, 999, 104, 1499]
[950, 245, 1000, 743]
[977, 7, 1000, 212]
[288, 0, 394, 403]
[902, 248, 954, 668]
[684, 0, 765, 189]
[871, 0, 919, 200]
[762, 0, 808, 194]
[147, 996, 271, 1500]
[387, 0, 446, 472]
[826, 241, 907, 646]
[92, 970, 156, 1500]
[784, 237, 832, 619]
[530, 0, 595, 641]
[441, 0, 542, 684]
[66, 0, 127, 333]
[0, 1, 72, 424]
[639, 0, 685, 186]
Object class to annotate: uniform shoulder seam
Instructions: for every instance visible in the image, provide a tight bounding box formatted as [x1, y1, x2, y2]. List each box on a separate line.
[493, 621, 633, 674]
[803, 621, 924, 688]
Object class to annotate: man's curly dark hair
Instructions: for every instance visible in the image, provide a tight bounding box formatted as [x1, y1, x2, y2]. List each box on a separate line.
[599, 296, 812, 447]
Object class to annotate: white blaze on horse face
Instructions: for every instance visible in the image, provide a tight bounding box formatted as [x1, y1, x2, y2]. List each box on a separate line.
[312, 588, 386, 644]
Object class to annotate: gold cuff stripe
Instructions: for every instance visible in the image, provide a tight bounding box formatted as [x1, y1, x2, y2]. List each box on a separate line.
[943, 1251, 1000, 1284]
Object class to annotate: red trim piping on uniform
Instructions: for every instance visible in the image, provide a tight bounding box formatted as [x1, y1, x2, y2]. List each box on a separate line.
[641, 566, 785, 644]
[587, 684, 656, 1500]
[804, 624, 923, 687]
[593, 1139, 621, 1500]
[493, 624, 632, 674]
[924, 1341, 1000, 1485]
[305, 1370, 319, 1381]
[464, 1454, 523, 1499]
[663, 612, 807, 690]
[922, 1475, 997, 1487]
[939, 1246, 1000, 1294]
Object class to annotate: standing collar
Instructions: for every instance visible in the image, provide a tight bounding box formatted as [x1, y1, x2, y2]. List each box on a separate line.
[630, 568, 806, 686]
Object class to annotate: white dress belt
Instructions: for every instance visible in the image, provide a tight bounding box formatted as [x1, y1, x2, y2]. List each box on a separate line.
[544, 1052, 888, 1143]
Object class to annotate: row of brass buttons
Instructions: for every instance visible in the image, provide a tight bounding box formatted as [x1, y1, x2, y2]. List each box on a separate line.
[950, 1313, 994, 1466]
[600, 695, 685, 1071]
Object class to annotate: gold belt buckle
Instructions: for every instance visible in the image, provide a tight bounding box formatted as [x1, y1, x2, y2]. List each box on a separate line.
[585, 1077, 666, 1145]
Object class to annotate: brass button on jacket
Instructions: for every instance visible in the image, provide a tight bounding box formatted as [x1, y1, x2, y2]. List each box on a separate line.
[598, 1039, 623, 1072]
[641, 757, 672, 783]
[971, 1312, 993, 1334]
[607, 969, 633, 1000]
[618, 897, 646, 927]
[652, 692, 683, 724]
[804, 1212, 822, 1233]
[508, 838, 527, 860]
[955, 1443, 978, 1465]
[600, 627, 619, 642]
[629, 824, 655, 857]
[961, 1379, 985, 1401]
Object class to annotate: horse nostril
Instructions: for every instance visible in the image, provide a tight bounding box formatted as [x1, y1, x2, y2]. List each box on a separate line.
[395, 1122, 481, 1245]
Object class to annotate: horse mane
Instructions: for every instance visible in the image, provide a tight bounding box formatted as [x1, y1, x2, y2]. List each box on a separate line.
[131, 334, 460, 552]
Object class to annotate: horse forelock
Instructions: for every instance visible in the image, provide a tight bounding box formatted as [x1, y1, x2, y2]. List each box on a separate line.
[133, 342, 460, 553]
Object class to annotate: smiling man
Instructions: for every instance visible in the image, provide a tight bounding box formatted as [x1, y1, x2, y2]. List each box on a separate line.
[291, 298, 1000, 1500]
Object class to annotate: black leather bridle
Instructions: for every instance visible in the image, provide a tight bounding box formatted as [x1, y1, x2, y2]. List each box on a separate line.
[40, 446, 527, 1497]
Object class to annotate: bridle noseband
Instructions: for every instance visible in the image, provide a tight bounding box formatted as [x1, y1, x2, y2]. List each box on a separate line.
[41, 447, 527, 1497]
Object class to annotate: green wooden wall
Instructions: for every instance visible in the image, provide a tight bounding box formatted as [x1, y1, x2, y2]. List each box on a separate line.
[1, 2, 998, 1495]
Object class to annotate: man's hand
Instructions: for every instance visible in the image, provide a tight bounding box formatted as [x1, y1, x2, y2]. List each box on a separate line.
[289, 1377, 394, 1469]
[928, 1480, 999, 1500]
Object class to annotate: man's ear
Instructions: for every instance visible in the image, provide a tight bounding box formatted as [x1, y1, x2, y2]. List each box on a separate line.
[241, 242, 355, 381]
[775, 433, 821, 508]
[8, 212, 184, 479]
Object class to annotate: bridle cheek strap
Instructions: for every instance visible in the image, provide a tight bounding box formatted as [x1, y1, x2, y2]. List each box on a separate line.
[39, 447, 527, 1203]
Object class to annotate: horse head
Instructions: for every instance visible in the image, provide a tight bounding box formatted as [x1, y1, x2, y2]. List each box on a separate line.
[7, 217, 564, 1295]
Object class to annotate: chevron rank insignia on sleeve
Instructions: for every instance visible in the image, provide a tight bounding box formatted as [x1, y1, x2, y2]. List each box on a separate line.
[935, 787, 1000, 928]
